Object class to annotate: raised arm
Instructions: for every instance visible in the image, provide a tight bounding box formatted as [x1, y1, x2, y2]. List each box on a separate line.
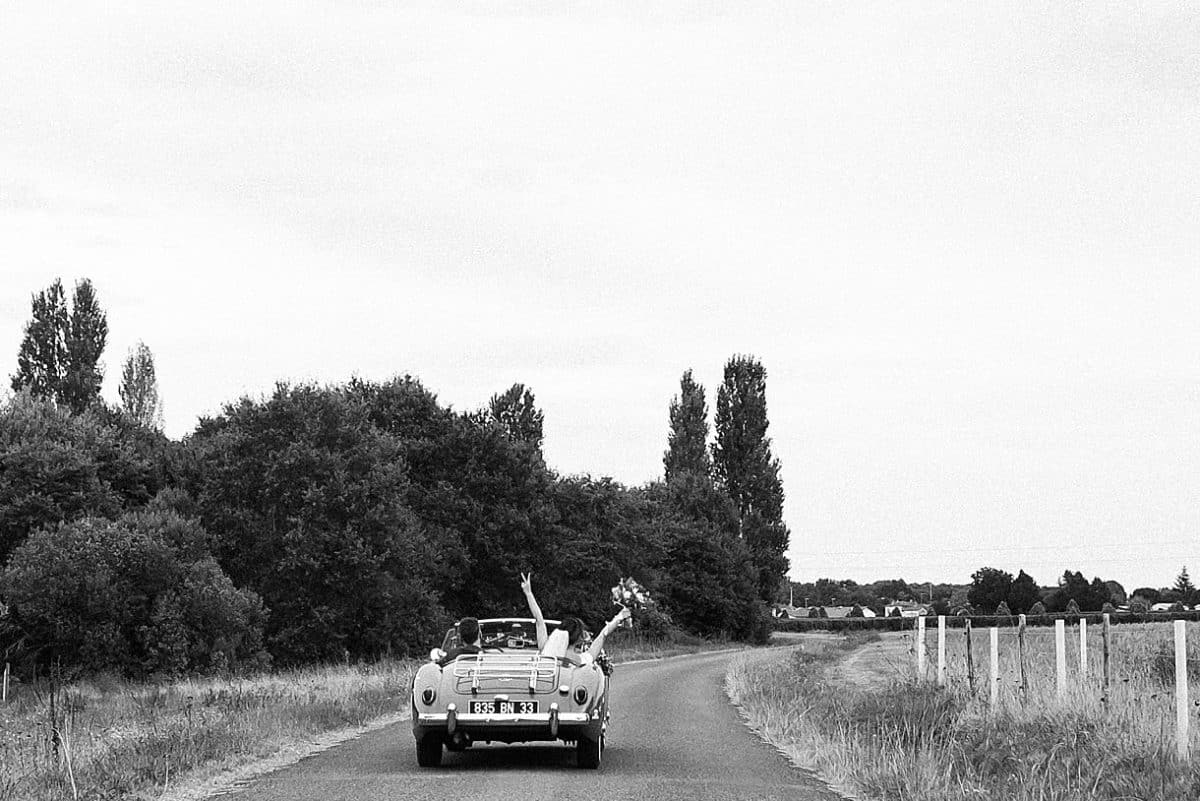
[587, 605, 631, 659]
[521, 572, 548, 649]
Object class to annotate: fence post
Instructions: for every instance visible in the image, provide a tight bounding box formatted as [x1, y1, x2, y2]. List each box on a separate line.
[1102, 613, 1111, 704]
[965, 619, 975, 693]
[989, 627, 999, 710]
[1018, 614, 1028, 697]
[937, 615, 946, 686]
[1176, 620, 1189, 761]
[1055, 619, 1066, 699]
[917, 616, 926, 678]
[1079, 617, 1088, 681]
[2, 662, 8, 703]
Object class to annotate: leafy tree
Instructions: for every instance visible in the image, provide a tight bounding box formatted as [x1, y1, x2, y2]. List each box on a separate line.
[647, 474, 762, 640]
[663, 369, 711, 481]
[968, 567, 1014, 613]
[1089, 577, 1112, 609]
[0, 511, 266, 675]
[1007, 570, 1040, 614]
[0, 393, 166, 563]
[350, 377, 552, 619]
[487, 383, 544, 450]
[1103, 580, 1127, 605]
[1048, 571, 1104, 612]
[1131, 587, 1161, 605]
[119, 340, 163, 429]
[849, 604, 864, 618]
[712, 355, 789, 603]
[183, 383, 451, 662]
[872, 579, 912, 602]
[11, 278, 108, 413]
[812, 578, 844, 606]
[10, 279, 67, 400]
[1174, 567, 1197, 607]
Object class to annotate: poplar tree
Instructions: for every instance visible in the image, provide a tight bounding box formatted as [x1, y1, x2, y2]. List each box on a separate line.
[10, 279, 68, 399]
[61, 279, 108, 413]
[119, 341, 163, 429]
[712, 355, 790, 603]
[663, 369, 710, 481]
[11, 278, 108, 413]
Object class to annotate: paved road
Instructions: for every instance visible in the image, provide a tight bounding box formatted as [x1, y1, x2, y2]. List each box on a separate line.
[219, 650, 842, 801]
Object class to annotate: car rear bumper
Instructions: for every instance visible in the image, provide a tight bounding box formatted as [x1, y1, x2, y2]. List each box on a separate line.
[413, 704, 603, 744]
[416, 711, 593, 727]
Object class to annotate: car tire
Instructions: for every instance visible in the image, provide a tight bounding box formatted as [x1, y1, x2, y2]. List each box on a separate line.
[416, 733, 443, 767]
[576, 732, 602, 769]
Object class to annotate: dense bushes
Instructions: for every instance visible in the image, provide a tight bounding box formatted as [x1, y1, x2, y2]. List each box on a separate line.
[0, 509, 267, 675]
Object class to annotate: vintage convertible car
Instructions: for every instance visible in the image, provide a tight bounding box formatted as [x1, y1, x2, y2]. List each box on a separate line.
[411, 618, 610, 769]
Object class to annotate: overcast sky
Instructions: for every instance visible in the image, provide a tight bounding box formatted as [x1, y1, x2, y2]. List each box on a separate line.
[2, 1, 1198, 591]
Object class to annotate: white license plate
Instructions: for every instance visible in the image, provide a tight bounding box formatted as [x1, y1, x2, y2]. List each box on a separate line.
[468, 700, 539, 714]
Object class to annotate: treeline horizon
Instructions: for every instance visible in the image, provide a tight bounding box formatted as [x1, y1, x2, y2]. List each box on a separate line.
[0, 278, 792, 678]
[788, 565, 1200, 616]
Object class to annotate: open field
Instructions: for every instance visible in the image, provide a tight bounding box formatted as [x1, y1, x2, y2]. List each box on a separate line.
[726, 624, 1200, 801]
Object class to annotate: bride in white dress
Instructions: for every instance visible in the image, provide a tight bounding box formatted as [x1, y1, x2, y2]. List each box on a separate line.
[520, 573, 630, 663]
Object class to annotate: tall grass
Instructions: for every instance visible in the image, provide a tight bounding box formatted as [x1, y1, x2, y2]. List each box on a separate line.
[726, 624, 1200, 801]
[0, 660, 415, 801]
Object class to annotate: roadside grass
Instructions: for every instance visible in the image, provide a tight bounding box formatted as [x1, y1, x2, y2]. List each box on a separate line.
[0, 660, 416, 801]
[726, 625, 1200, 801]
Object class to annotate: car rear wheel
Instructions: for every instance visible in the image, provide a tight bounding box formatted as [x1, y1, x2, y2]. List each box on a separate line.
[576, 732, 602, 769]
[416, 733, 443, 767]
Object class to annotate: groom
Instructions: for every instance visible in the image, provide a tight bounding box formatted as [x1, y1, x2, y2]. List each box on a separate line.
[438, 617, 483, 665]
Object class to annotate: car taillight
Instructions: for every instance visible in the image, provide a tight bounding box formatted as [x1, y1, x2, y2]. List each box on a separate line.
[573, 686, 588, 705]
[421, 687, 436, 705]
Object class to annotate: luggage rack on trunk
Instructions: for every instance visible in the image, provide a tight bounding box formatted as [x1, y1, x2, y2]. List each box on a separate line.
[451, 653, 561, 693]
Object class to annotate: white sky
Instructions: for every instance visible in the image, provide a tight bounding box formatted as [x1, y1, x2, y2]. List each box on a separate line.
[2, 1, 1198, 591]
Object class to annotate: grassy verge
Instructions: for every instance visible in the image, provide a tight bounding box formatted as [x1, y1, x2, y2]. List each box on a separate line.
[725, 628, 1200, 801]
[0, 660, 416, 801]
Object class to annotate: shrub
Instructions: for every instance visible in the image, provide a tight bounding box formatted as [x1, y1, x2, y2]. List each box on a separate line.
[994, 601, 1012, 616]
[0, 512, 267, 676]
[1028, 601, 1047, 616]
[849, 605, 865, 618]
[1065, 598, 1081, 615]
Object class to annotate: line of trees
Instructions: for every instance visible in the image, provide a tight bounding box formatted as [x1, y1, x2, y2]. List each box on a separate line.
[0, 279, 789, 677]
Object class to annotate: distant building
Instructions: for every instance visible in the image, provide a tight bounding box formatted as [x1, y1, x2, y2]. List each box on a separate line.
[885, 602, 929, 618]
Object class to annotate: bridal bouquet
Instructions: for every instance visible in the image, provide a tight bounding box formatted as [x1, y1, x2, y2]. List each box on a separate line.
[610, 577, 652, 628]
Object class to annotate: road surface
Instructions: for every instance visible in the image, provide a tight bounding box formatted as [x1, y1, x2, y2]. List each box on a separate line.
[216, 649, 842, 801]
